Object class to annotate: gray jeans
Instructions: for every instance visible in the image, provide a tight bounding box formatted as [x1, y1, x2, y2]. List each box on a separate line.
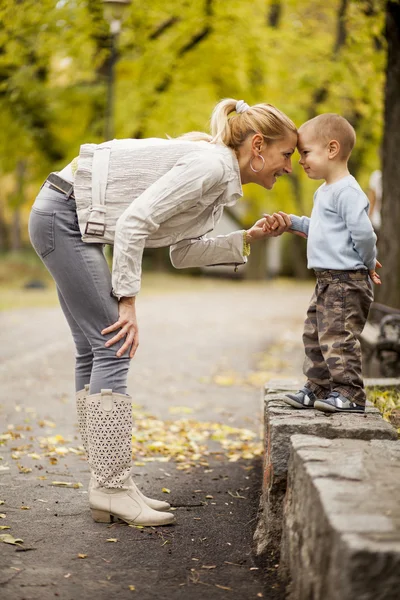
[28, 186, 130, 395]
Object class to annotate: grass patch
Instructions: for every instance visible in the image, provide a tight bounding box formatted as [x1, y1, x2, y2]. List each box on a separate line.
[367, 388, 400, 436]
[0, 250, 57, 310]
[0, 249, 52, 286]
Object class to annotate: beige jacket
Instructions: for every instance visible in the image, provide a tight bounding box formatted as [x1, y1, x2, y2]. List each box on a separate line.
[73, 138, 246, 298]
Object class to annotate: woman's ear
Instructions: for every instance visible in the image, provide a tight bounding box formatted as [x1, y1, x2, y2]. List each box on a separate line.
[328, 139, 340, 159]
[251, 133, 264, 154]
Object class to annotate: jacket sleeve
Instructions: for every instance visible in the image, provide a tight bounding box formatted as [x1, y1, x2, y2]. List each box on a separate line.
[335, 188, 377, 269]
[169, 230, 247, 269]
[111, 152, 225, 298]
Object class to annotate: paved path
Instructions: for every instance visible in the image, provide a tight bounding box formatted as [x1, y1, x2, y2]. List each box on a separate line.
[0, 276, 311, 600]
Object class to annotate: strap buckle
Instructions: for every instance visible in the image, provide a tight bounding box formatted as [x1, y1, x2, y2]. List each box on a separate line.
[85, 221, 106, 236]
[46, 172, 74, 199]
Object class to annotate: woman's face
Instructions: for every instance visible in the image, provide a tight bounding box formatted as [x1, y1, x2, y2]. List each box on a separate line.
[252, 132, 297, 189]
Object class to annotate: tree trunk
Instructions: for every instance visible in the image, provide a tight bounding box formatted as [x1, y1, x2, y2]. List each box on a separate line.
[376, 2, 400, 308]
[245, 238, 267, 280]
[0, 198, 9, 251]
[11, 210, 21, 252]
[10, 160, 26, 252]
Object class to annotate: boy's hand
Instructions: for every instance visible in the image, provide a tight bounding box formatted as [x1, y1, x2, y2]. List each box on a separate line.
[369, 260, 382, 285]
[263, 214, 279, 233]
[262, 212, 292, 236]
[264, 212, 307, 238]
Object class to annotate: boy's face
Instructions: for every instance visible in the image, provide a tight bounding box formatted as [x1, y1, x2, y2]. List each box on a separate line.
[297, 128, 329, 180]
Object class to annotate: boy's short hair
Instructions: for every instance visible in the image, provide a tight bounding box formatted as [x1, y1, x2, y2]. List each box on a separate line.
[299, 113, 356, 160]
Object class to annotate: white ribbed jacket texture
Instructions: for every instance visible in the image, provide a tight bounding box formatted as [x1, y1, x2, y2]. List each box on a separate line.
[73, 138, 246, 298]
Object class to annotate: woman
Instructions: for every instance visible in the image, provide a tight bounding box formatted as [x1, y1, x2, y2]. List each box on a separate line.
[29, 98, 297, 527]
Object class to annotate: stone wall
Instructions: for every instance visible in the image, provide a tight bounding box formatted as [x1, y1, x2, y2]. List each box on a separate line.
[281, 435, 400, 600]
[254, 380, 398, 562]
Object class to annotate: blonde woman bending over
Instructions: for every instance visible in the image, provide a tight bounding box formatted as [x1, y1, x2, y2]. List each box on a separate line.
[28, 99, 297, 527]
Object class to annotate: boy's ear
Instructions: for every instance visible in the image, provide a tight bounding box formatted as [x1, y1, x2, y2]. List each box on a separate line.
[328, 139, 340, 159]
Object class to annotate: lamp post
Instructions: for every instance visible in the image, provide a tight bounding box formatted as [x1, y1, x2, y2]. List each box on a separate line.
[102, 0, 131, 140]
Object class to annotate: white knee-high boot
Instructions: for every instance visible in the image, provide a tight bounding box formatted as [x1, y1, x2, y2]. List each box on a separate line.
[76, 384, 90, 456]
[87, 389, 174, 526]
[76, 386, 171, 512]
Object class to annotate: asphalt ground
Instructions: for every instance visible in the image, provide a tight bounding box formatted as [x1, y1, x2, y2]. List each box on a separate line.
[0, 275, 311, 600]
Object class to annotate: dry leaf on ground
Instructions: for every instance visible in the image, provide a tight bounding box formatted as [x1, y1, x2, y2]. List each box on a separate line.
[50, 481, 83, 488]
[0, 534, 23, 546]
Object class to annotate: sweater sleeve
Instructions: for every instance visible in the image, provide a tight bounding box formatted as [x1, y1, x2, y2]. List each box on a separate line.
[289, 214, 310, 236]
[335, 187, 377, 270]
[112, 152, 225, 298]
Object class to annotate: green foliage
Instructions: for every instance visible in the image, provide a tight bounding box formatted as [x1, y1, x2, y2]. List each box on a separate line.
[0, 0, 387, 225]
[367, 388, 400, 436]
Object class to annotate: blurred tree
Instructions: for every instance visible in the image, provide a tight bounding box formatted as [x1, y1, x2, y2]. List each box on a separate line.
[0, 0, 388, 268]
[377, 0, 400, 308]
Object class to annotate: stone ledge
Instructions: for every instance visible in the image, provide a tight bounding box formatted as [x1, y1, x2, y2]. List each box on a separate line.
[280, 435, 400, 600]
[254, 383, 397, 560]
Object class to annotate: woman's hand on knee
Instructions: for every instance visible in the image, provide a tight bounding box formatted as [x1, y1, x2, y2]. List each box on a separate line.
[101, 297, 139, 359]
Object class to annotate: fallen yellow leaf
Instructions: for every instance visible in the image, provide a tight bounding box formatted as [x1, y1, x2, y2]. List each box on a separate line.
[50, 482, 83, 489]
[214, 375, 237, 387]
[168, 406, 194, 414]
[17, 465, 32, 474]
[0, 534, 23, 546]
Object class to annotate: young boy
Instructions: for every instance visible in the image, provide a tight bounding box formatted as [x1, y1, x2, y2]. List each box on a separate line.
[273, 113, 381, 413]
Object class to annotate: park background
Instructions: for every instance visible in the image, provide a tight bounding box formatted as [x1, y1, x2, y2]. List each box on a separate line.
[0, 0, 399, 310]
[1, 3, 400, 597]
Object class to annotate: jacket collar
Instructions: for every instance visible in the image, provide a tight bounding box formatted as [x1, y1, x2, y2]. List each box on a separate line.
[216, 145, 243, 206]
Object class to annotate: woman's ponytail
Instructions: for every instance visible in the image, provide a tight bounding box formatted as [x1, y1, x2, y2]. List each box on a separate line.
[176, 98, 296, 148]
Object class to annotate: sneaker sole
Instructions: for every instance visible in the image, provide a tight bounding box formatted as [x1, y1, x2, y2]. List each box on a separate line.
[314, 400, 365, 414]
[283, 395, 315, 410]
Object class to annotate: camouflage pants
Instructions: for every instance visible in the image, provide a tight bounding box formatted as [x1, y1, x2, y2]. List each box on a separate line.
[303, 270, 374, 406]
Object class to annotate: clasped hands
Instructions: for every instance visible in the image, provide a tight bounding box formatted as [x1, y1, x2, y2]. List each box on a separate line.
[247, 211, 382, 285]
[246, 211, 292, 242]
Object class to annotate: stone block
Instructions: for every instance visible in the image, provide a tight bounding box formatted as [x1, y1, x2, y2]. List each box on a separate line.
[254, 386, 397, 560]
[280, 435, 400, 600]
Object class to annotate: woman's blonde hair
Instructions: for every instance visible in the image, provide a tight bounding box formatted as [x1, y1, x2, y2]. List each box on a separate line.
[178, 98, 297, 148]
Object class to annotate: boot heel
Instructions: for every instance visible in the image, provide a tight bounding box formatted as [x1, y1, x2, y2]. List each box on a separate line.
[91, 509, 112, 523]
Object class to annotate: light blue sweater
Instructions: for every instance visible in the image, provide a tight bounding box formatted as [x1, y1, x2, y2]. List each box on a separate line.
[290, 175, 377, 271]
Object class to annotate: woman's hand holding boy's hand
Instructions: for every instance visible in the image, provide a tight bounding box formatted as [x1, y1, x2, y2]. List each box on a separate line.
[246, 212, 291, 243]
[261, 211, 292, 237]
[369, 260, 382, 285]
[264, 211, 308, 238]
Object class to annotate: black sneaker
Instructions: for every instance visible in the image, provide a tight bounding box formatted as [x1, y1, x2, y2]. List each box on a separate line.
[314, 392, 365, 413]
[283, 387, 317, 409]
